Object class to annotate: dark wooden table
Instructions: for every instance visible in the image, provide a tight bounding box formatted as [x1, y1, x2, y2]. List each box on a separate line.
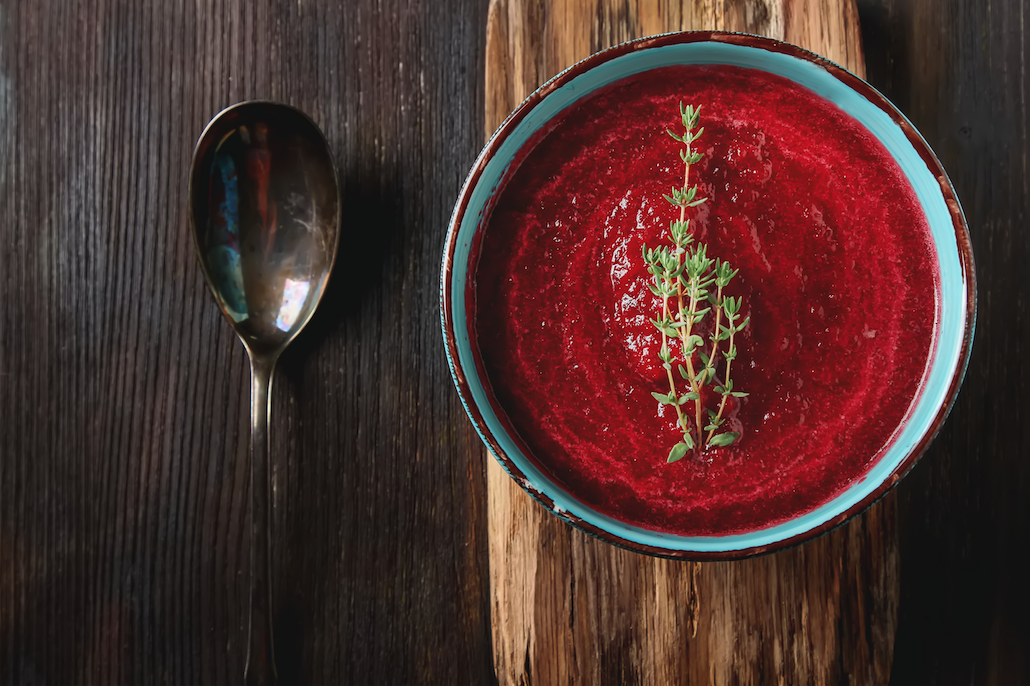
[0, 1, 1026, 684]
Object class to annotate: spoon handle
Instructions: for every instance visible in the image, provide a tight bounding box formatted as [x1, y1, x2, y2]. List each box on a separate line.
[245, 353, 278, 685]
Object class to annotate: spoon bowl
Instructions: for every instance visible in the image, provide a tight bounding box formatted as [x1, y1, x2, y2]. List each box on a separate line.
[191, 102, 340, 352]
[189, 101, 340, 684]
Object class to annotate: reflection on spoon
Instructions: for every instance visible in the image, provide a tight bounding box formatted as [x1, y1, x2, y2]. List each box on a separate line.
[276, 279, 311, 331]
[189, 101, 340, 685]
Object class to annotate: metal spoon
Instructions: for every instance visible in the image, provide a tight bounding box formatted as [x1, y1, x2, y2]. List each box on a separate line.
[189, 101, 340, 685]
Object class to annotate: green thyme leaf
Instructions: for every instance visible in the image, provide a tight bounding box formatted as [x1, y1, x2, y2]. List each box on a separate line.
[667, 442, 689, 463]
[709, 432, 740, 447]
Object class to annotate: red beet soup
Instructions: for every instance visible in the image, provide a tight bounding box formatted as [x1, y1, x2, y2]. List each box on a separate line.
[470, 65, 939, 536]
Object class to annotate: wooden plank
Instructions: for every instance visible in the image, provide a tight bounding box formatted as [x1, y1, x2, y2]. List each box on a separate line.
[485, 1, 894, 683]
[1, 0, 1027, 682]
[0, 1, 494, 683]
[863, 2, 1030, 683]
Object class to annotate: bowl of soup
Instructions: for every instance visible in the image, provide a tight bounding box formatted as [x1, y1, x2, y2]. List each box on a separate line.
[441, 32, 975, 558]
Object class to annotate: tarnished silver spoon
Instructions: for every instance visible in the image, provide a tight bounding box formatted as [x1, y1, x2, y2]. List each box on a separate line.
[189, 101, 339, 685]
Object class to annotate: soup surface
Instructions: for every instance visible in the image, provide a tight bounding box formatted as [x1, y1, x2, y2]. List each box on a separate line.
[471, 65, 939, 536]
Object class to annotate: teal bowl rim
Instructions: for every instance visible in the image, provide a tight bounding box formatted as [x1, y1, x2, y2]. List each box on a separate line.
[440, 31, 976, 559]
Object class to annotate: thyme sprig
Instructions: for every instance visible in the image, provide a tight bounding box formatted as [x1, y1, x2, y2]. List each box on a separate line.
[643, 104, 750, 464]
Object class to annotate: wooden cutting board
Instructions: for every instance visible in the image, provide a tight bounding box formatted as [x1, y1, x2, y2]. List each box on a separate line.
[484, 2, 898, 684]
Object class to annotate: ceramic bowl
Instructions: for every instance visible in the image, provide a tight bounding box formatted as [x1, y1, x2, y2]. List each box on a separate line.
[440, 31, 976, 559]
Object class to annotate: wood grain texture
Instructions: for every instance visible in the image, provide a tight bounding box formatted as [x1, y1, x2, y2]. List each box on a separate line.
[858, 1, 1030, 683]
[485, 2, 891, 684]
[485, 0, 865, 125]
[0, 0, 1027, 683]
[0, 0, 493, 683]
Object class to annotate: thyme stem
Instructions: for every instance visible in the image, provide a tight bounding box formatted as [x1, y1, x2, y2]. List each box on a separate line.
[675, 113, 704, 442]
[661, 293, 689, 435]
[643, 103, 748, 462]
[677, 282, 702, 440]
[706, 304, 734, 446]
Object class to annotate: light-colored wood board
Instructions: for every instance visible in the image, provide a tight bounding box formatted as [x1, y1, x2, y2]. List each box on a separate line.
[485, 1, 892, 683]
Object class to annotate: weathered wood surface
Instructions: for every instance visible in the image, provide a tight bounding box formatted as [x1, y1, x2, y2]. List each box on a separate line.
[0, 0, 1026, 683]
[0, 1, 493, 684]
[861, 3, 1029, 683]
[484, 2, 897, 684]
